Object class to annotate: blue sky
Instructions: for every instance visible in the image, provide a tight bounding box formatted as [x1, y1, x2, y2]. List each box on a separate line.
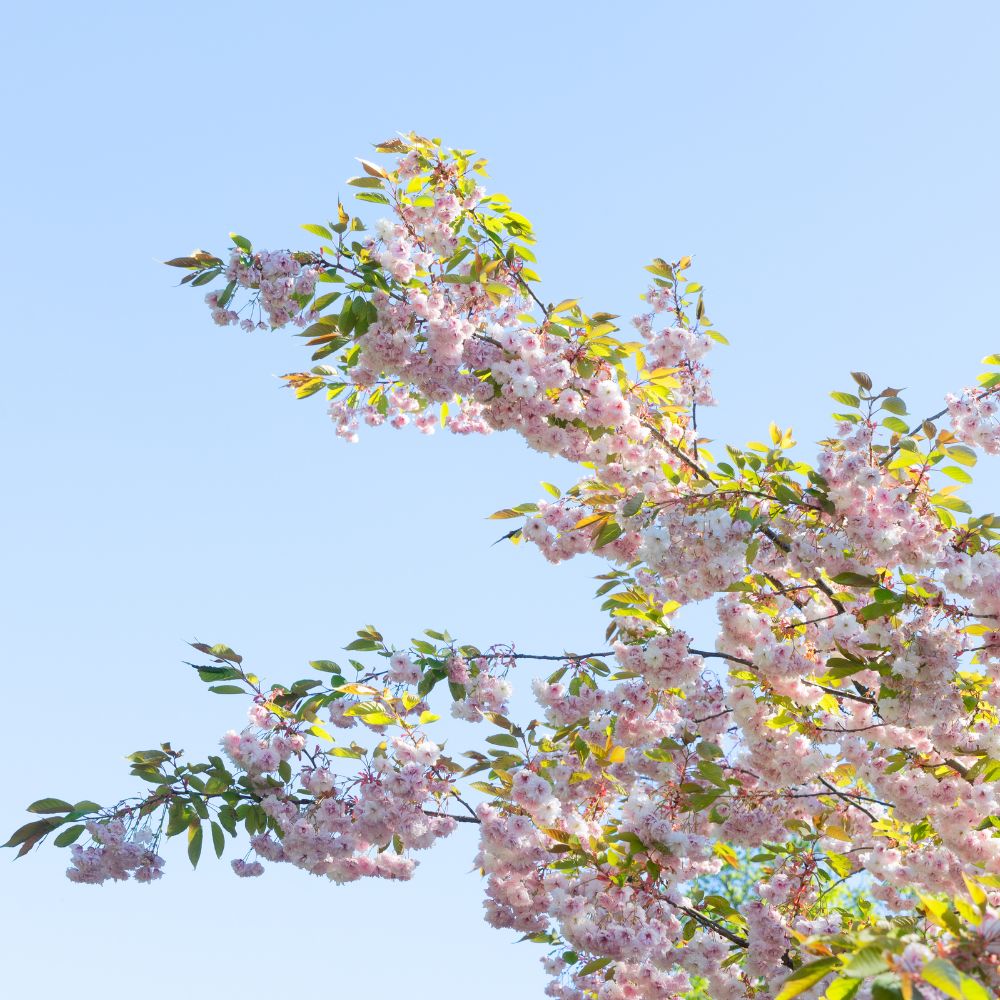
[3, 3, 999, 996]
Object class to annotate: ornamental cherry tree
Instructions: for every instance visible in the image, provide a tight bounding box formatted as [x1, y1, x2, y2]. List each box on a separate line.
[11, 133, 1000, 1000]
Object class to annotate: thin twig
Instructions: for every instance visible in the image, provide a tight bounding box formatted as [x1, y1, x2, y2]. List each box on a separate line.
[817, 777, 880, 822]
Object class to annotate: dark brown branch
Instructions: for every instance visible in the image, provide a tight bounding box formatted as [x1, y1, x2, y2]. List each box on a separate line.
[759, 526, 845, 614]
[817, 777, 880, 822]
[678, 905, 749, 948]
[498, 652, 614, 662]
[677, 906, 793, 969]
[501, 647, 881, 714]
[642, 421, 715, 482]
[423, 809, 480, 824]
[943, 757, 970, 779]
[808, 683, 878, 708]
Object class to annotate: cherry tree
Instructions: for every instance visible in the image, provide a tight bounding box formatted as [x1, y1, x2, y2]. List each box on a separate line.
[10, 134, 1000, 1000]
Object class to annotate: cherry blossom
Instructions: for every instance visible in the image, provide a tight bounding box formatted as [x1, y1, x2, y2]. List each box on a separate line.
[11, 134, 1000, 1000]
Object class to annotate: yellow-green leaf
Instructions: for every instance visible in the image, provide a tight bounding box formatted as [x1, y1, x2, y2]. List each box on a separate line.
[921, 958, 990, 1000]
[187, 821, 203, 868]
[775, 957, 839, 1000]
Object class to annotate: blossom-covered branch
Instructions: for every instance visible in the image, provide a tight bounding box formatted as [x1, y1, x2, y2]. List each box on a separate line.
[10, 133, 1000, 1000]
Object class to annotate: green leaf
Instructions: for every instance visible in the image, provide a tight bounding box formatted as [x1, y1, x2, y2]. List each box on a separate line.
[302, 223, 332, 240]
[229, 233, 252, 252]
[469, 780, 501, 796]
[211, 821, 225, 859]
[27, 798, 74, 814]
[843, 946, 889, 978]
[858, 600, 901, 622]
[881, 396, 908, 415]
[826, 657, 866, 677]
[888, 448, 925, 469]
[344, 638, 379, 651]
[593, 522, 623, 549]
[921, 958, 991, 1000]
[195, 665, 241, 682]
[216, 279, 237, 308]
[578, 957, 612, 976]
[946, 444, 978, 467]
[621, 493, 644, 518]
[207, 643, 242, 663]
[346, 176, 385, 189]
[933, 495, 972, 513]
[882, 416, 909, 434]
[824, 977, 861, 1000]
[53, 824, 86, 848]
[187, 821, 203, 868]
[774, 957, 839, 1000]
[217, 808, 237, 837]
[869, 974, 903, 1000]
[486, 734, 519, 748]
[208, 684, 246, 694]
[355, 191, 391, 205]
[826, 851, 852, 877]
[166, 801, 188, 837]
[4, 818, 59, 857]
[830, 573, 880, 588]
[358, 712, 394, 726]
[6, 819, 49, 847]
[697, 760, 727, 787]
[830, 391, 860, 408]
[939, 465, 973, 484]
[823, 979, 861, 1000]
[311, 291, 342, 312]
[309, 659, 340, 672]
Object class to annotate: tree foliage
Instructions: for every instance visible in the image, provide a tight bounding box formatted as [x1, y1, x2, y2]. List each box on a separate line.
[10, 134, 1000, 1000]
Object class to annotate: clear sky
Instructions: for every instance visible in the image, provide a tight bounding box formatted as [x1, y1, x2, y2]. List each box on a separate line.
[3, 3, 999, 996]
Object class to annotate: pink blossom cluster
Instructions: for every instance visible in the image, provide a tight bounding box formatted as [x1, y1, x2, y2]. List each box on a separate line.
[742, 899, 790, 981]
[817, 423, 947, 569]
[231, 858, 264, 877]
[476, 803, 553, 934]
[638, 508, 750, 605]
[632, 313, 715, 409]
[450, 656, 514, 722]
[201, 179, 719, 547]
[530, 667, 698, 742]
[521, 503, 612, 564]
[221, 727, 302, 774]
[65, 820, 164, 885]
[947, 387, 1000, 454]
[142, 139, 1000, 996]
[206, 248, 319, 330]
[229, 729, 457, 884]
